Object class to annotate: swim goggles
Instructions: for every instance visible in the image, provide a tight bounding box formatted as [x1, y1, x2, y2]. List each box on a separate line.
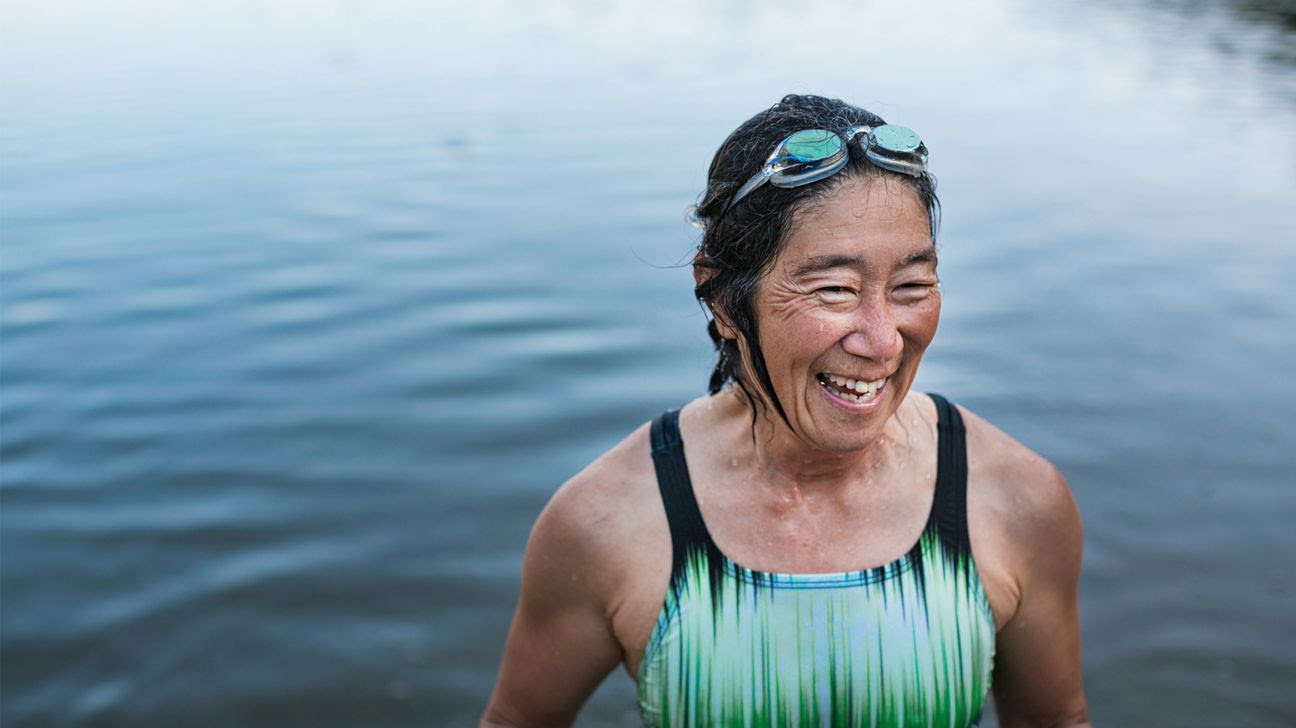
[720, 125, 928, 215]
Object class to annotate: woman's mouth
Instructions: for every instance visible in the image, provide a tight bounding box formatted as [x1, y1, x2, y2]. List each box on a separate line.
[816, 372, 887, 404]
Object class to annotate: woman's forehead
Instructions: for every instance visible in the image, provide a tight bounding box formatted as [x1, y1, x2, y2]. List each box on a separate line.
[780, 177, 934, 270]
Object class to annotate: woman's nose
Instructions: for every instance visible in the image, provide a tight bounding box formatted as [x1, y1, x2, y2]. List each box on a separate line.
[840, 303, 902, 362]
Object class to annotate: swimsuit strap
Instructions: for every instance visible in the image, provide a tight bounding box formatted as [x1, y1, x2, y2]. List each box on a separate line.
[649, 410, 720, 578]
[928, 392, 973, 562]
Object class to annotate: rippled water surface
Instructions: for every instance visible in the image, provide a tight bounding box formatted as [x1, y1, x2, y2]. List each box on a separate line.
[3, 1, 1294, 725]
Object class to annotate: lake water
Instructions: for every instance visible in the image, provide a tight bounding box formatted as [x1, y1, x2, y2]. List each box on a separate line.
[2, 1, 1294, 725]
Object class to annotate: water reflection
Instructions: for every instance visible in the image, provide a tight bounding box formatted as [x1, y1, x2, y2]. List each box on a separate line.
[1156, 0, 1293, 70]
[2, 1, 1293, 726]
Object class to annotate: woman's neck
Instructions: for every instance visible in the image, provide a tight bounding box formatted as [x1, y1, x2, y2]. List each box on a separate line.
[712, 386, 919, 499]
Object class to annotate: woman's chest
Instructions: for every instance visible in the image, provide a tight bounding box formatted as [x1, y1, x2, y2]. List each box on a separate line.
[632, 541, 997, 727]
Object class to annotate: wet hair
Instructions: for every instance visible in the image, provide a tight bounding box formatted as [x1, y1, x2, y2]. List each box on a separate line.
[691, 94, 940, 429]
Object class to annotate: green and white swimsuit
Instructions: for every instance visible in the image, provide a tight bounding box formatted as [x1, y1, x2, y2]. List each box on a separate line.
[636, 394, 995, 727]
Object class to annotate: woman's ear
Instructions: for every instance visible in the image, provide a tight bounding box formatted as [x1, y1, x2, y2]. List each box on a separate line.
[694, 265, 739, 341]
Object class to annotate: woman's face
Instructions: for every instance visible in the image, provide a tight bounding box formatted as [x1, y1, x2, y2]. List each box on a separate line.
[734, 174, 941, 453]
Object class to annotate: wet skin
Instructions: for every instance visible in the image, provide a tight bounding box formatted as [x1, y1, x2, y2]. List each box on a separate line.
[482, 174, 1090, 728]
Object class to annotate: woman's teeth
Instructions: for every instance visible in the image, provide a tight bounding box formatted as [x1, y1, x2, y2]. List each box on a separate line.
[820, 373, 885, 402]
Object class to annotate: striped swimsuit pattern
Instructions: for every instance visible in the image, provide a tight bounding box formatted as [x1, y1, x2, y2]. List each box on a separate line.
[636, 395, 995, 727]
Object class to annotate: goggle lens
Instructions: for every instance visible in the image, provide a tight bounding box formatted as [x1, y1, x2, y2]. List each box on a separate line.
[871, 125, 922, 153]
[784, 130, 843, 162]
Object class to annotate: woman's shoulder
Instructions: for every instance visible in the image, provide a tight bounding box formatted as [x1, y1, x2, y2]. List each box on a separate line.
[954, 401, 1077, 525]
[550, 417, 660, 523]
[953, 399, 1083, 626]
[524, 412, 673, 599]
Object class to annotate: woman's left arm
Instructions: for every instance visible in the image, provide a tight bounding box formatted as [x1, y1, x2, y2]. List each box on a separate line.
[990, 462, 1091, 727]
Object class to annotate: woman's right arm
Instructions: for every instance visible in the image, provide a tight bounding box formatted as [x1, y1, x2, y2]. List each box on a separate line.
[480, 475, 627, 727]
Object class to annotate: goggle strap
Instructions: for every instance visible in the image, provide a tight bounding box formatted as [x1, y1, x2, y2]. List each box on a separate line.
[723, 168, 775, 215]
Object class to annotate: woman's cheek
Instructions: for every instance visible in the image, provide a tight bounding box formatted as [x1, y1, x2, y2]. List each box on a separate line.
[901, 292, 941, 341]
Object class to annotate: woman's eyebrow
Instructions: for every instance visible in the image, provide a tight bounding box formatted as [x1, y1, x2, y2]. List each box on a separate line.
[899, 247, 938, 267]
[792, 248, 938, 278]
[791, 255, 863, 277]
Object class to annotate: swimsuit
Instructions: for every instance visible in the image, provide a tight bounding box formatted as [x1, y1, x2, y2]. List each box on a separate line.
[636, 394, 995, 727]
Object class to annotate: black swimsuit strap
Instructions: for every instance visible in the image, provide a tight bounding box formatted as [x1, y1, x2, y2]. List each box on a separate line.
[928, 393, 973, 561]
[650, 410, 715, 576]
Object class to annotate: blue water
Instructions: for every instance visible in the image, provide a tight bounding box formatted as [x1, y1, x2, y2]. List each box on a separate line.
[2, 1, 1294, 725]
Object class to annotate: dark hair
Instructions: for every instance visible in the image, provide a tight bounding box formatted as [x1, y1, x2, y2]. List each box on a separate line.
[691, 94, 941, 428]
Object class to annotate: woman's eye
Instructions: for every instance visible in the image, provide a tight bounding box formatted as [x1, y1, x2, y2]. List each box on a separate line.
[816, 286, 855, 299]
[894, 282, 936, 300]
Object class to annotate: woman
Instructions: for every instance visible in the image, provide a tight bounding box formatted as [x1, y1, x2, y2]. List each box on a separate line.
[482, 95, 1090, 727]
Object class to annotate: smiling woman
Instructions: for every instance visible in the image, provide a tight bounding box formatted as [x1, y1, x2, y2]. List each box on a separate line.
[481, 95, 1091, 728]
[727, 175, 941, 455]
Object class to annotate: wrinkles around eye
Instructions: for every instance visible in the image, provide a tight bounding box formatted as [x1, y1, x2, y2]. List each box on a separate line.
[892, 283, 939, 303]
